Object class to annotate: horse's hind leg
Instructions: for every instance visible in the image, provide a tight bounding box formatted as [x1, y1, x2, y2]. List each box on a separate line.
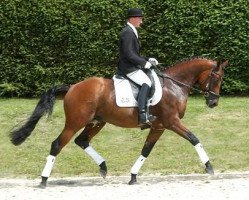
[40, 127, 77, 187]
[74, 121, 107, 178]
[129, 128, 164, 185]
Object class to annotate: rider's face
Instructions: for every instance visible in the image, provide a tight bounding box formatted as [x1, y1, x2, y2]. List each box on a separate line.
[129, 17, 143, 28]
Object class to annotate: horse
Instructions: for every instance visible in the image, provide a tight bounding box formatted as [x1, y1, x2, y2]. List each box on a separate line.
[10, 57, 228, 187]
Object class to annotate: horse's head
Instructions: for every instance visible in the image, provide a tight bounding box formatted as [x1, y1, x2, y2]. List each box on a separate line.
[198, 60, 228, 108]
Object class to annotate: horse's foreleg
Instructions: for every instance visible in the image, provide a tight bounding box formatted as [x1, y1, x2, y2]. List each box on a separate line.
[40, 128, 76, 188]
[170, 119, 214, 175]
[74, 121, 107, 178]
[186, 131, 214, 174]
[129, 128, 164, 185]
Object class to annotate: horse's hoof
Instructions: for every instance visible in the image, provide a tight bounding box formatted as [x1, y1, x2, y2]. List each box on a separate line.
[99, 161, 107, 179]
[205, 161, 214, 175]
[128, 179, 137, 185]
[128, 174, 137, 185]
[39, 183, 46, 189]
[206, 167, 214, 175]
[39, 176, 48, 188]
[100, 169, 107, 179]
[39, 181, 47, 189]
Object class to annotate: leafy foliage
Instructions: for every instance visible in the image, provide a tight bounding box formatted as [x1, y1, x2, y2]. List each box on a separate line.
[0, 0, 248, 96]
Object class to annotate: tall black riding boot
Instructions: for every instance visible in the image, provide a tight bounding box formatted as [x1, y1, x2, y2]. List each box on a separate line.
[138, 83, 156, 125]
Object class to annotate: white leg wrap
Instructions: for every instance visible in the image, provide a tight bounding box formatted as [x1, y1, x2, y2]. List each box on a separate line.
[41, 155, 56, 177]
[131, 155, 147, 174]
[84, 146, 105, 165]
[195, 143, 209, 164]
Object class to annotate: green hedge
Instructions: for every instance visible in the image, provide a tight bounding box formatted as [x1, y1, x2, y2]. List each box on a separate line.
[142, 0, 249, 95]
[0, 0, 248, 96]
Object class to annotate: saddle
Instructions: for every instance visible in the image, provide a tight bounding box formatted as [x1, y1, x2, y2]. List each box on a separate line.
[112, 69, 162, 107]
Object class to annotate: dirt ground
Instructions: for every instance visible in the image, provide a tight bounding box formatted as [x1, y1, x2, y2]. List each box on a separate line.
[1, 172, 249, 200]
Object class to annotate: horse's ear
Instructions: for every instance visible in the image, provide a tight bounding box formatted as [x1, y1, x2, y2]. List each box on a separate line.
[217, 59, 229, 69]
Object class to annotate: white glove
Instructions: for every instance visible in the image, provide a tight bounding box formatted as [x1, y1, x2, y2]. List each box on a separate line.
[149, 58, 159, 66]
[144, 61, 152, 69]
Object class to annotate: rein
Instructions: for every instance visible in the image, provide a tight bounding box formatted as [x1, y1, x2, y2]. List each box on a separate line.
[154, 65, 222, 99]
[155, 69, 206, 95]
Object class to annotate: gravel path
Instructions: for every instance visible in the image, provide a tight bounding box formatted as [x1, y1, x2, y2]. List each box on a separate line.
[1, 173, 249, 200]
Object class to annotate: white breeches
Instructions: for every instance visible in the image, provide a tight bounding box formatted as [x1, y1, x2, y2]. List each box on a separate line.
[126, 69, 152, 87]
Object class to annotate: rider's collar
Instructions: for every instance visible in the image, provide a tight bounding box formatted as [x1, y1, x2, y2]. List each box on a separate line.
[127, 22, 138, 38]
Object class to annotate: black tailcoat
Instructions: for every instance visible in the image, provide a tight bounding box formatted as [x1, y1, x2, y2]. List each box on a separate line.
[118, 25, 147, 75]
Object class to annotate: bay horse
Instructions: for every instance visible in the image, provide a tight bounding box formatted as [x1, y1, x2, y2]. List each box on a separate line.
[10, 58, 228, 187]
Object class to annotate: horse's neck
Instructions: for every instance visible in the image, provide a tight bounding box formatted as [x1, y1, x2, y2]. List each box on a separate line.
[166, 60, 212, 86]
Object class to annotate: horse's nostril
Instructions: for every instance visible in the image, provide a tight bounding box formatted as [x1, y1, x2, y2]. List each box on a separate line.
[207, 100, 218, 108]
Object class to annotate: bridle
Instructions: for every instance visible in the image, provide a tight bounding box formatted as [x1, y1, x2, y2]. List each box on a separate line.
[155, 65, 224, 99]
[199, 67, 224, 99]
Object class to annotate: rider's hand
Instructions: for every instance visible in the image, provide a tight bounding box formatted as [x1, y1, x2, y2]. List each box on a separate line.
[144, 61, 152, 69]
[149, 58, 159, 66]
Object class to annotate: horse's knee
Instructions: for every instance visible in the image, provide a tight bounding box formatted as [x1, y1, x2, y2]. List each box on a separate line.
[186, 132, 200, 145]
[50, 138, 61, 156]
[74, 137, 89, 149]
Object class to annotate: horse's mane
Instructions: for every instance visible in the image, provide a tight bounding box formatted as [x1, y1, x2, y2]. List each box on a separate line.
[162, 56, 213, 71]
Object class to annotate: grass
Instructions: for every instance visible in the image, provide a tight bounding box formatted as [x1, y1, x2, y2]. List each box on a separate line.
[0, 96, 249, 179]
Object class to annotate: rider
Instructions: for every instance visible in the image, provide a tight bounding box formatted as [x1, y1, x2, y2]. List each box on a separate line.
[117, 8, 159, 125]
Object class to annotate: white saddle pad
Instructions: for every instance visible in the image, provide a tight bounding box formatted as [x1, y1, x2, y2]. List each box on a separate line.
[113, 69, 162, 107]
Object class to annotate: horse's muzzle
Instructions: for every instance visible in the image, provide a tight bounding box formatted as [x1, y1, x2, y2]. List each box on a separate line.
[205, 92, 220, 108]
[206, 99, 218, 108]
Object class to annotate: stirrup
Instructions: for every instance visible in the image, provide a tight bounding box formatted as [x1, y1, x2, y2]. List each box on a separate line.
[147, 114, 156, 122]
[139, 112, 156, 126]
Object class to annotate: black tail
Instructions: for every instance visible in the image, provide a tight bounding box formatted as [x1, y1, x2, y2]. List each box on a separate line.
[10, 85, 70, 146]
